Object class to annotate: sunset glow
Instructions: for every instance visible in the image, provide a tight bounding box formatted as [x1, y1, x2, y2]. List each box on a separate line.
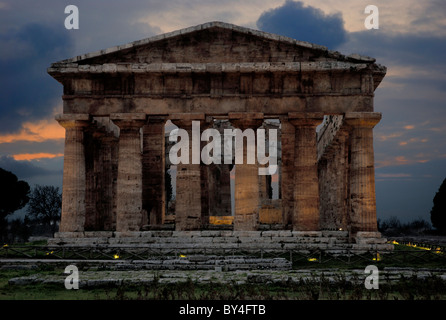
[0, 119, 64, 144]
[12, 153, 64, 161]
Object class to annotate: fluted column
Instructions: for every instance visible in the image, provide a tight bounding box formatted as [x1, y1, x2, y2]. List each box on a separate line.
[229, 112, 263, 231]
[83, 126, 100, 231]
[143, 116, 166, 226]
[111, 113, 146, 232]
[171, 114, 206, 231]
[289, 112, 323, 231]
[345, 112, 381, 233]
[100, 132, 118, 231]
[56, 114, 90, 232]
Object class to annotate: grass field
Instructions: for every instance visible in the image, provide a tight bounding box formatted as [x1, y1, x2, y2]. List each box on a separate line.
[1, 268, 446, 300]
[1, 243, 445, 300]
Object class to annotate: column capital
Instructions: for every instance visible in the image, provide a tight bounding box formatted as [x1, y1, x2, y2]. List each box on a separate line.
[344, 112, 382, 128]
[288, 112, 324, 127]
[56, 113, 91, 129]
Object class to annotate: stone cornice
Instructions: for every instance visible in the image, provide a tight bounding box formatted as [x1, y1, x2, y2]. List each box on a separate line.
[48, 61, 372, 75]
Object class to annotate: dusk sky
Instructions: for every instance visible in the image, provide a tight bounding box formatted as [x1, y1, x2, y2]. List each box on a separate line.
[0, 0, 445, 224]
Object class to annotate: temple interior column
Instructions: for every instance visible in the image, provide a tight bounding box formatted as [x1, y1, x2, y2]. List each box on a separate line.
[83, 126, 101, 231]
[344, 112, 381, 233]
[229, 113, 263, 231]
[56, 114, 90, 232]
[111, 113, 146, 232]
[318, 126, 350, 231]
[289, 112, 323, 231]
[100, 132, 118, 231]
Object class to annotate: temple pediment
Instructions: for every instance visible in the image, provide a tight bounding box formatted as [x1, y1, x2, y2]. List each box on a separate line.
[54, 21, 350, 64]
[49, 22, 385, 88]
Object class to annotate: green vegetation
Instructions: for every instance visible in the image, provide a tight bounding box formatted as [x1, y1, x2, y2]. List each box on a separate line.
[0, 244, 446, 300]
[1, 243, 445, 300]
[1, 267, 446, 300]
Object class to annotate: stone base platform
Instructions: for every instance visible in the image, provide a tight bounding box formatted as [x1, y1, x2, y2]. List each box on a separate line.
[1, 256, 292, 271]
[48, 230, 393, 254]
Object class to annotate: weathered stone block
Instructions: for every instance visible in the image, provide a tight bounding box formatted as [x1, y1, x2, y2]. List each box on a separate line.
[355, 231, 382, 238]
[115, 231, 143, 238]
[291, 231, 322, 237]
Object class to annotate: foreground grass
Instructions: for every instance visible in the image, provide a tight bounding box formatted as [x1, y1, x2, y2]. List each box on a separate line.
[1, 243, 445, 300]
[1, 268, 446, 300]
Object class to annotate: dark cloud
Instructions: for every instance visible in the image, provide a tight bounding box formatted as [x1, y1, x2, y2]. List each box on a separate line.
[65, 1, 162, 55]
[256, 0, 347, 49]
[339, 30, 446, 69]
[0, 23, 75, 134]
[0, 155, 62, 180]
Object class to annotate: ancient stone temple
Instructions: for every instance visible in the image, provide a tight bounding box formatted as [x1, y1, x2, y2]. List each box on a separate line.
[48, 22, 391, 251]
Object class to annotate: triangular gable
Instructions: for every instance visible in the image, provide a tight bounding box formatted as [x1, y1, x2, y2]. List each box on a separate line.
[53, 21, 377, 65]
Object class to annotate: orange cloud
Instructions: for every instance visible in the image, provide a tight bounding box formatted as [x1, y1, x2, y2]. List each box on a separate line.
[398, 137, 428, 146]
[376, 132, 403, 142]
[404, 125, 415, 130]
[12, 153, 64, 161]
[0, 119, 64, 144]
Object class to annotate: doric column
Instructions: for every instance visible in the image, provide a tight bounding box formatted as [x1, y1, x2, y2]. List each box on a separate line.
[171, 113, 206, 231]
[142, 116, 166, 226]
[111, 113, 146, 232]
[229, 112, 264, 231]
[344, 112, 382, 233]
[83, 126, 100, 231]
[100, 132, 118, 231]
[289, 112, 324, 231]
[56, 114, 90, 232]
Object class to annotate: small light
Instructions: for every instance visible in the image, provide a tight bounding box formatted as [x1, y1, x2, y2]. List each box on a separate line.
[372, 253, 382, 261]
[308, 258, 317, 262]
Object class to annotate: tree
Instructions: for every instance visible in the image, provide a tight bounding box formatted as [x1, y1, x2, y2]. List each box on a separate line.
[431, 178, 446, 234]
[26, 185, 62, 236]
[0, 168, 30, 242]
[8, 216, 32, 243]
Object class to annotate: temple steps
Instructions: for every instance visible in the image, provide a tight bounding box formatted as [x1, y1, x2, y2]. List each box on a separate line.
[48, 231, 393, 254]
